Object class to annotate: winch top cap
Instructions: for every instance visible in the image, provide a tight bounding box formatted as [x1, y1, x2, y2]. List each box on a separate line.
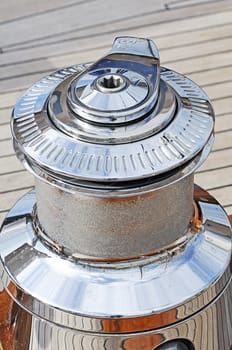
[65, 36, 161, 124]
[48, 36, 164, 139]
[12, 36, 214, 186]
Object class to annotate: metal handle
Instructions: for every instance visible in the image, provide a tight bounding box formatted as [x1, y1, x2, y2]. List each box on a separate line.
[67, 36, 161, 125]
[110, 36, 160, 59]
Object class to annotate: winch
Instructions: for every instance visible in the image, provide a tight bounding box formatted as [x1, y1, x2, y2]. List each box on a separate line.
[0, 37, 231, 349]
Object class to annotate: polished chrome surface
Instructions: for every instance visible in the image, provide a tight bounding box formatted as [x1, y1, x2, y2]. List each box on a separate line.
[70, 69, 149, 119]
[12, 37, 214, 185]
[0, 187, 231, 333]
[16, 133, 213, 196]
[0, 285, 232, 350]
[0, 187, 231, 349]
[48, 69, 175, 145]
[67, 36, 160, 124]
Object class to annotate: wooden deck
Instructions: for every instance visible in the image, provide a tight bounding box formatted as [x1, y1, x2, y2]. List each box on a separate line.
[0, 0, 231, 225]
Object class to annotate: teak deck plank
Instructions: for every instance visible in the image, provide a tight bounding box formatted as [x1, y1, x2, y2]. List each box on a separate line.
[1, 8, 231, 61]
[0, 0, 231, 224]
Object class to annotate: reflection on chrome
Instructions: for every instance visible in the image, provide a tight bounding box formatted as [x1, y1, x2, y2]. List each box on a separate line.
[0, 186, 231, 349]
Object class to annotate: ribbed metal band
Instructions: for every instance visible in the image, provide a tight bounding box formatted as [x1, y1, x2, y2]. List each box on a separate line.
[12, 66, 214, 184]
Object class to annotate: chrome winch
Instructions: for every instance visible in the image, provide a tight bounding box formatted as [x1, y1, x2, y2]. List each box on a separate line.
[0, 37, 231, 349]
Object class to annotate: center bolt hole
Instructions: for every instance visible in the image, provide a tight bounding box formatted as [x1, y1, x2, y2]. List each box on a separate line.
[102, 75, 122, 89]
[96, 74, 126, 92]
